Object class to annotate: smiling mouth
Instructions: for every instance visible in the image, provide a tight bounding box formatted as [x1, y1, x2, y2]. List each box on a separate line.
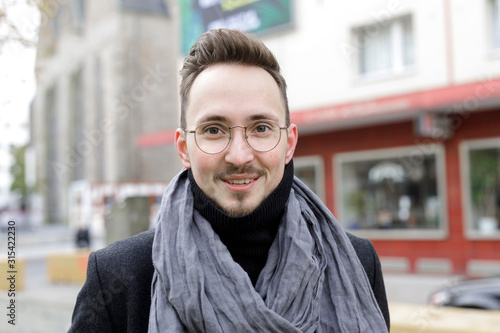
[225, 179, 254, 186]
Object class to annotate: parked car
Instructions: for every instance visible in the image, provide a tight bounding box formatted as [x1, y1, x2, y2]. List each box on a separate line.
[429, 277, 500, 310]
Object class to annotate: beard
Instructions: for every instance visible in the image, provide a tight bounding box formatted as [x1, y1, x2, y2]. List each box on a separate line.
[211, 190, 255, 217]
[212, 164, 266, 217]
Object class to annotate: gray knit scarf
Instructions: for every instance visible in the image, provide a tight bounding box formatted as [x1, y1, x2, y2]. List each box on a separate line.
[148, 169, 388, 332]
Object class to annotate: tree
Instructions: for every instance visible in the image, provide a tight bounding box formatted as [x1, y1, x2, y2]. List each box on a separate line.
[9, 144, 28, 208]
[0, 0, 39, 53]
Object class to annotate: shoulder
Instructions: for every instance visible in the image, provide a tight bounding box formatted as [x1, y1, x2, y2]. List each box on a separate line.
[345, 232, 379, 284]
[94, 228, 155, 267]
[97, 228, 155, 257]
[346, 232, 376, 260]
[91, 229, 155, 290]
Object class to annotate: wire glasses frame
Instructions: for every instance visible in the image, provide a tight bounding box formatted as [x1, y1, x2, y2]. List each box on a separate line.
[183, 120, 289, 155]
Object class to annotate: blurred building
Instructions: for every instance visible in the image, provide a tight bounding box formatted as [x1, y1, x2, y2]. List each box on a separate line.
[282, 0, 500, 277]
[138, 0, 500, 277]
[30, 0, 181, 237]
[32, 0, 500, 275]
[287, 0, 500, 277]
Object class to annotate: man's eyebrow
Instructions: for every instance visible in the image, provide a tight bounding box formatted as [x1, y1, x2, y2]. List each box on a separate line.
[196, 113, 280, 125]
[247, 113, 279, 122]
[196, 115, 229, 124]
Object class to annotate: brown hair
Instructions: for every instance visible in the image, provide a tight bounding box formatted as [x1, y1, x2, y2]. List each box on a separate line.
[179, 28, 289, 128]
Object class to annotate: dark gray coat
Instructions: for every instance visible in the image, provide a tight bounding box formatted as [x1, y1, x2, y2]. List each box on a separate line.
[69, 229, 390, 332]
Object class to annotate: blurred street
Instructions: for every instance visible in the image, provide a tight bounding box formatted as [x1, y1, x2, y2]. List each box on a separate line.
[0, 225, 105, 333]
[0, 225, 463, 333]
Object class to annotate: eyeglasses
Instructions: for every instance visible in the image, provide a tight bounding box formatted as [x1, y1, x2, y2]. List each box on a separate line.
[183, 120, 289, 155]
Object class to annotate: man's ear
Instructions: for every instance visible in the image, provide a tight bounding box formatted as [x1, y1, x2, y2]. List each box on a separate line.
[285, 124, 298, 164]
[175, 129, 191, 169]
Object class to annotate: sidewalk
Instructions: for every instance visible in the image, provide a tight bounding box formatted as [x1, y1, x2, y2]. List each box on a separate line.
[0, 225, 103, 333]
[384, 272, 463, 305]
[0, 283, 82, 333]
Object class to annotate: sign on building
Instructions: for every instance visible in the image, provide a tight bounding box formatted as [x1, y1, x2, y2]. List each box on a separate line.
[180, 0, 293, 54]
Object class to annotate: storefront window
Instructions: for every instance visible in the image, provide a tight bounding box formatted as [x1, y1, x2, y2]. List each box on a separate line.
[335, 145, 447, 239]
[461, 138, 500, 238]
[295, 156, 325, 202]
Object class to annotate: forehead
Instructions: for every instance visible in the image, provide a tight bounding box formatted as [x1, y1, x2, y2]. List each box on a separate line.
[185, 64, 285, 126]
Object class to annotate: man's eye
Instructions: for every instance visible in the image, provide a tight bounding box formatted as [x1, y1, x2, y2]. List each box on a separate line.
[205, 127, 223, 135]
[255, 125, 269, 133]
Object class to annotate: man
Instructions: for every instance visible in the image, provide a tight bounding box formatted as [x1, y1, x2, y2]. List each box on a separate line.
[69, 28, 390, 332]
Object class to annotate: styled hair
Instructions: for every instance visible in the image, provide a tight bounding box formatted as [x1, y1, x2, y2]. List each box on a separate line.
[179, 28, 289, 128]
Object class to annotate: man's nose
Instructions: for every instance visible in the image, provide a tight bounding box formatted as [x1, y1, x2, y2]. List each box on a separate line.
[224, 127, 254, 166]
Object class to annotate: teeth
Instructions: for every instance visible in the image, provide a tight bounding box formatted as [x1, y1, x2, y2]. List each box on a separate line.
[227, 179, 253, 185]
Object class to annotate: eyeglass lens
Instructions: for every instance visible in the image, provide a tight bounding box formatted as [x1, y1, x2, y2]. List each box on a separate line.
[194, 121, 283, 154]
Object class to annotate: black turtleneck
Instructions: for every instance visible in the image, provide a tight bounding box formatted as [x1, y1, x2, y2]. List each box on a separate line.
[188, 161, 294, 286]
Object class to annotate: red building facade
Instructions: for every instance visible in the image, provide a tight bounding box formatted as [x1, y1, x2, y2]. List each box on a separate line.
[292, 80, 500, 276]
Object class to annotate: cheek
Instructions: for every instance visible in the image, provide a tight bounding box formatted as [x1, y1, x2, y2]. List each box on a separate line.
[267, 146, 288, 166]
[190, 152, 217, 175]
[264, 153, 286, 178]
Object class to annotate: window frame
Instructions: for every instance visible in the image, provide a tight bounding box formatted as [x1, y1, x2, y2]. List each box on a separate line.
[353, 14, 416, 82]
[460, 137, 500, 239]
[491, 0, 500, 55]
[70, 0, 85, 31]
[294, 156, 325, 202]
[334, 144, 448, 240]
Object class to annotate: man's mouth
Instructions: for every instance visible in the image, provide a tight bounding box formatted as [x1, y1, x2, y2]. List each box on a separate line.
[216, 166, 265, 188]
[225, 179, 254, 186]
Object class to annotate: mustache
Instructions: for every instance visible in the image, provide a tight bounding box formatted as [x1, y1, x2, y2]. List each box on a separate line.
[214, 165, 266, 180]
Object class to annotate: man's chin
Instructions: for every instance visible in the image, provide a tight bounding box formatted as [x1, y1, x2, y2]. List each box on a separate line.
[220, 204, 255, 217]
[212, 192, 260, 217]
[215, 199, 258, 217]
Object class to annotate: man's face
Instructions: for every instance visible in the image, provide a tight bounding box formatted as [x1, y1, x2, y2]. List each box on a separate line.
[175, 64, 297, 216]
